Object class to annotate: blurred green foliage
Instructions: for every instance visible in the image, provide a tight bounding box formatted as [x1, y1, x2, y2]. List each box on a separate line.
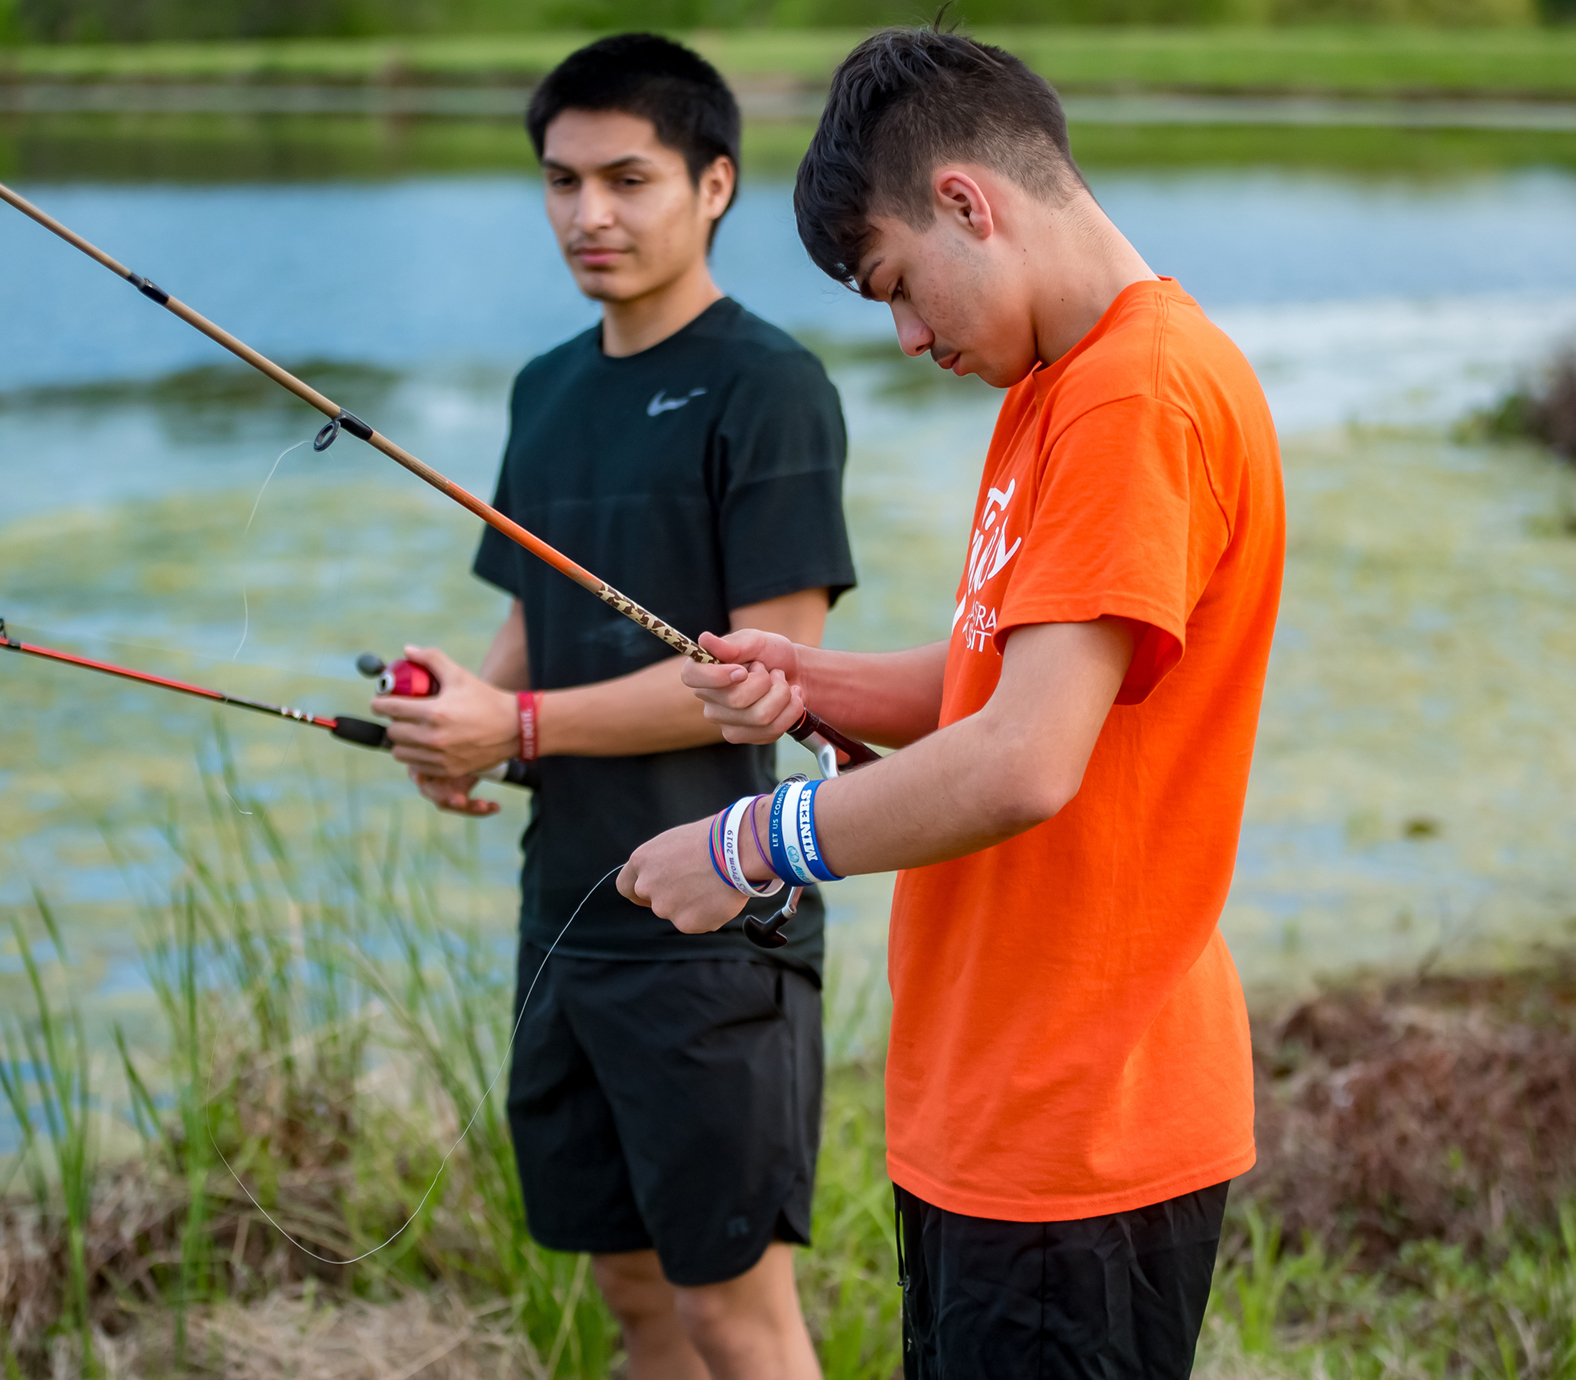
[3, 0, 1557, 46]
[1459, 349, 1576, 461]
[5, 28, 1573, 97]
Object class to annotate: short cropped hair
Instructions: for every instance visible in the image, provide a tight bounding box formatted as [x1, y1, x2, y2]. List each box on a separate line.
[527, 34, 742, 233]
[795, 28, 1085, 287]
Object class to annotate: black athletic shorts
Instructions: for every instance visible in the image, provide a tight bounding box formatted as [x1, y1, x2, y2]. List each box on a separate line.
[506, 945, 823, 1288]
[895, 1179, 1229, 1380]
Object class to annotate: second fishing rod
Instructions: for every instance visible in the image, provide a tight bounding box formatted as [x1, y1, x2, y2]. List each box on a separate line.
[0, 620, 534, 788]
[0, 180, 880, 776]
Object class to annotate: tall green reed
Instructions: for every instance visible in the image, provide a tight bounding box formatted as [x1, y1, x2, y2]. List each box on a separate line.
[3, 742, 915, 1377]
[0, 897, 97, 1375]
[106, 750, 616, 1374]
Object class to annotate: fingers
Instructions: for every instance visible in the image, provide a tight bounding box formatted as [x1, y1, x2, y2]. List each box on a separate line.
[617, 860, 651, 909]
[403, 644, 462, 681]
[697, 669, 804, 744]
[381, 719, 445, 751]
[439, 796, 500, 816]
[408, 769, 498, 816]
[698, 664, 788, 712]
[393, 744, 458, 773]
[681, 658, 751, 691]
[370, 693, 438, 724]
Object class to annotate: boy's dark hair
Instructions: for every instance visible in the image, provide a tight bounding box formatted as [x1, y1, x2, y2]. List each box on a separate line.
[795, 28, 1085, 288]
[527, 34, 742, 233]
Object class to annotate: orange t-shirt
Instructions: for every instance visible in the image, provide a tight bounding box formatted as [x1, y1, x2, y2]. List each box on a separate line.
[886, 277, 1284, 1222]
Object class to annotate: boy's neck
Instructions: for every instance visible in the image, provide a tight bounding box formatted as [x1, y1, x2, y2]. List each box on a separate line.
[1026, 198, 1159, 369]
[600, 258, 725, 359]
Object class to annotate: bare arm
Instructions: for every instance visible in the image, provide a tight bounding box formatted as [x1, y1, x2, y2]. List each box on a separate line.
[375, 589, 831, 813]
[478, 600, 530, 691]
[680, 628, 947, 750]
[617, 618, 1136, 931]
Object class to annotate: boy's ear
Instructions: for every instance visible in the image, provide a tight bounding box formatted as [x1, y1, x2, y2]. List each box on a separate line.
[702, 154, 736, 207]
[934, 170, 995, 241]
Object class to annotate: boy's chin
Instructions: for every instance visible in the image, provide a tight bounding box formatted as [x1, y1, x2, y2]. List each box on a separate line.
[570, 267, 648, 304]
[975, 358, 1035, 390]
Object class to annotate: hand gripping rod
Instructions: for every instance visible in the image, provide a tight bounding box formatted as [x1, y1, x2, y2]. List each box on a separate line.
[0, 181, 879, 772]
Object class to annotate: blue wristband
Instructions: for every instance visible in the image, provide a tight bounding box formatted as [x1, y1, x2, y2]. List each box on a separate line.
[768, 777, 816, 885]
[798, 779, 843, 883]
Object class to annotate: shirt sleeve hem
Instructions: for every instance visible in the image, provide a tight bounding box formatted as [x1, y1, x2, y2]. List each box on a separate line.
[727, 568, 858, 614]
[994, 592, 1184, 704]
[472, 555, 523, 601]
[994, 592, 1182, 646]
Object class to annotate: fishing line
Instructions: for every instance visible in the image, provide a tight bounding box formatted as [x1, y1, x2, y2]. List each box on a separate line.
[234, 437, 309, 664]
[204, 864, 620, 1266]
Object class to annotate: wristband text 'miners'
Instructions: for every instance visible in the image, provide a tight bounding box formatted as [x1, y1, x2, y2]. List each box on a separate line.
[716, 773, 847, 950]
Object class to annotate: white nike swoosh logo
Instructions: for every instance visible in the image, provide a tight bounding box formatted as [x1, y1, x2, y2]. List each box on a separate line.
[647, 387, 706, 417]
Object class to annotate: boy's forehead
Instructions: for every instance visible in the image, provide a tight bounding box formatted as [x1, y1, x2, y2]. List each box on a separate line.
[541, 108, 676, 167]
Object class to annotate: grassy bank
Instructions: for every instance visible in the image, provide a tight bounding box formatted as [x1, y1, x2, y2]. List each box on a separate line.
[5, 766, 1576, 1377]
[2, 27, 1574, 99]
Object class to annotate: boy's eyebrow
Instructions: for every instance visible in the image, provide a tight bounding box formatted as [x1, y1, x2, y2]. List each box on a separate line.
[541, 153, 660, 176]
[856, 256, 885, 301]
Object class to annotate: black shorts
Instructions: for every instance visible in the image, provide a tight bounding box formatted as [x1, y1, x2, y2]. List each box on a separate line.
[506, 946, 823, 1288]
[895, 1179, 1229, 1380]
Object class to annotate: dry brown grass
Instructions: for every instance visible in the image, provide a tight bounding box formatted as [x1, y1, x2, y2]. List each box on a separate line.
[13, 954, 1576, 1377]
[1537, 350, 1576, 461]
[31, 1289, 555, 1380]
[1246, 955, 1576, 1261]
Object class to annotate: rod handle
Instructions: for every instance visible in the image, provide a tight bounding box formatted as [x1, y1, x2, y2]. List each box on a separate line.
[787, 711, 880, 769]
[329, 716, 531, 791]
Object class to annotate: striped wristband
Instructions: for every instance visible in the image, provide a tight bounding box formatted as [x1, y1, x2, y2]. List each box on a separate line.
[710, 796, 784, 898]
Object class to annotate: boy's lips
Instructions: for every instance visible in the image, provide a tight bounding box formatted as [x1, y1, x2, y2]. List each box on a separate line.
[573, 246, 626, 268]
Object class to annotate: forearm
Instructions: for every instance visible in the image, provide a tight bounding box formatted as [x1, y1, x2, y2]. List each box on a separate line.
[758, 621, 1135, 874]
[479, 602, 530, 692]
[750, 700, 1069, 879]
[622, 620, 1136, 933]
[797, 641, 948, 748]
[538, 657, 720, 757]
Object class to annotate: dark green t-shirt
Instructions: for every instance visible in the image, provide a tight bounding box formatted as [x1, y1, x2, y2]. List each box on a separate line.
[473, 297, 857, 975]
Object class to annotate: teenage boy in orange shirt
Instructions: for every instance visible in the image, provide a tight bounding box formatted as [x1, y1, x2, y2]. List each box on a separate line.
[618, 27, 1285, 1379]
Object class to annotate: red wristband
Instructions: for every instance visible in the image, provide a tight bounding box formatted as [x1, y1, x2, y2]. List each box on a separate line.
[518, 690, 543, 761]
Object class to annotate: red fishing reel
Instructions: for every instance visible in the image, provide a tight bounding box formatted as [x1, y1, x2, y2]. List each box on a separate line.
[357, 653, 436, 698]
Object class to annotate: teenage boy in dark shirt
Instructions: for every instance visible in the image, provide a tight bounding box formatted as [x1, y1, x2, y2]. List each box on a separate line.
[622, 27, 1284, 1380]
[372, 36, 854, 1380]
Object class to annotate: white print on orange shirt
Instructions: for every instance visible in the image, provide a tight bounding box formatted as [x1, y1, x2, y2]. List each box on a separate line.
[951, 479, 1022, 653]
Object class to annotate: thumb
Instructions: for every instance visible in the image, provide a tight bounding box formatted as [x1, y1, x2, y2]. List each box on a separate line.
[698, 629, 758, 666]
[404, 644, 463, 682]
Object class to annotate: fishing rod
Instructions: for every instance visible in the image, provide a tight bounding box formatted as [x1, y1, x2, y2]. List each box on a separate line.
[0, 181, 880, 775]
[0, 619, 532, 788]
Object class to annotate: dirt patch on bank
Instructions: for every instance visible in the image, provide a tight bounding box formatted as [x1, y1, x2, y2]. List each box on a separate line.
[1245, 953, 1576, 1261]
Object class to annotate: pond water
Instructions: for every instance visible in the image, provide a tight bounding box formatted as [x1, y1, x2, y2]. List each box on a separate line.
[3, 149, 1576, 1049]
